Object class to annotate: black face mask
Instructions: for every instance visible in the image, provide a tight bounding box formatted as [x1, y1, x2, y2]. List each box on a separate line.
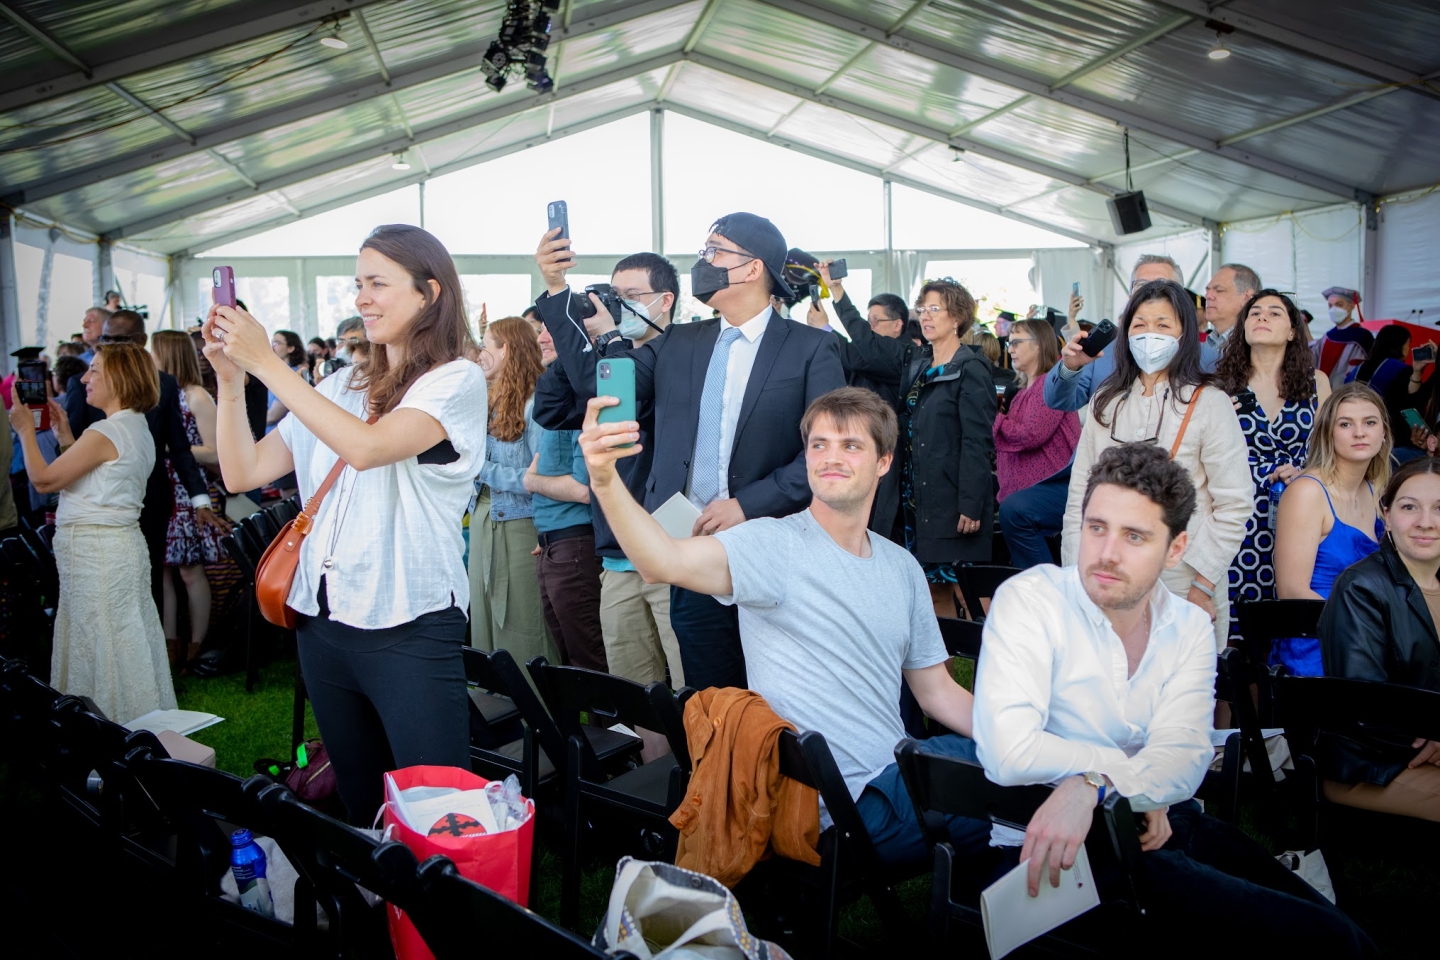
[690, 259, 732, 304]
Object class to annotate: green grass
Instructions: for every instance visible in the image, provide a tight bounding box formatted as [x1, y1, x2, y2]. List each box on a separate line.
[176, 655, 1436, 956]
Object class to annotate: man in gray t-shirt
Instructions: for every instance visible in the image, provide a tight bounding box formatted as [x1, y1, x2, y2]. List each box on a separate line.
[577, 385, 989, 869]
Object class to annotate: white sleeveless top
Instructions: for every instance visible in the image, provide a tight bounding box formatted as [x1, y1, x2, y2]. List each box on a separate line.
[55, 409, 155, 527]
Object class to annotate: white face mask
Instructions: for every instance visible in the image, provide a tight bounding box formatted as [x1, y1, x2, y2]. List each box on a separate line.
[1328, 305, 1350, 324]
[1128, 333, 1180, 375]
[618, 293, 664, 339]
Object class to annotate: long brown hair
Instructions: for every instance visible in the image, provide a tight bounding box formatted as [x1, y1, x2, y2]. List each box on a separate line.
[485, 317, 544, 443]
[1305, 382, 1391, 491]
[1212, 289, 1316, 402]
[151, 329, 203, 389]
[349, 224, 476, 416]
[1012, 318, 1060, 389]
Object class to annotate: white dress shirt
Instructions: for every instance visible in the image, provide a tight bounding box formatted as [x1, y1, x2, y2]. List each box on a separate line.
[974, 564, 1217, 844]
[689, 305, 770, 506]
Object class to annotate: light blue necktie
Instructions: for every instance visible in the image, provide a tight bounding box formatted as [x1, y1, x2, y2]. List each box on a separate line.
[690, 325, 744, 506]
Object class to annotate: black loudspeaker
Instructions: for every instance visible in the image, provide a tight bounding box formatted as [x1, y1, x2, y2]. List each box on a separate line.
[1107, 191, 1151, 234]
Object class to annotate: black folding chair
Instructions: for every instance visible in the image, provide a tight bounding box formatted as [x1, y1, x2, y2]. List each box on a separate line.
[414, 855, 637, 958]
[1279, 675, 1440, 894]
[1233, 599, 1325, 724]
[739, 728, 908, 959]
[459, 646, 523, 752]
[894, 739, 1150, 951]
[936, 616, 982, 663]
[954, 564, 1020, 622]
[1199, 647, 1279, 823]
[526, 657, 691, 930]
[246, 777, 400, 960]
[120, 742, 301, 950]
[0, 536, 53, 670]
[16, 525, 58, 602]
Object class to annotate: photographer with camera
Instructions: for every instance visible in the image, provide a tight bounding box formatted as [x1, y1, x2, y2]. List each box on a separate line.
[534, 213, 844, 690]
[532, 251, 687, 687]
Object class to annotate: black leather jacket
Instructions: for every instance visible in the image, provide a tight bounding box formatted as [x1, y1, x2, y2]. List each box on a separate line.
[1319, 538, 1440, 785]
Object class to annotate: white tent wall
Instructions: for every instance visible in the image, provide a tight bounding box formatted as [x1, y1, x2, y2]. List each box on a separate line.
[1220, 204, 1364, 334]
[12, 219, 97, 357]
[110, 246, 176, 331]
[1374, 189, 1440, 324]
[1034, 248, 1112, 325]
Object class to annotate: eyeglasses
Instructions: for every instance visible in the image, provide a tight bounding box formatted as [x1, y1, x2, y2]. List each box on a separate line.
[916, 304, 947, 316]
[1006, 337, 1036, 351]
[869, 316, 903, 326]
[1109, 388, 1170, 445]
[339, 336, 365, 347]
[699, 244, 755, 265]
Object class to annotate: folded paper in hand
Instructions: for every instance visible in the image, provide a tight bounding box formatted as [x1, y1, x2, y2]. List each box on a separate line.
[651, 492, 701, 540]
[981, 844, 1100, 959]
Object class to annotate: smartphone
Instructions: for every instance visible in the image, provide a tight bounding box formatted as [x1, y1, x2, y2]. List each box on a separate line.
[828, 259, 848, 280]
[1234, 389, 1259, 416]
[17, 359, 47, 407]
[1072, 281, 1080, 296]
[1414, 343, 1435, 363]
[1081, 318, 1117, 357]
[596, 357, 636, 448]
[212, 266, 236, 309]
[1402, 408, 1428, 431]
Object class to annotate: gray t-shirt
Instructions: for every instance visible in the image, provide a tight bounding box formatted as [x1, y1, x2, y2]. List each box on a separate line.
[714, 509, 947, 800]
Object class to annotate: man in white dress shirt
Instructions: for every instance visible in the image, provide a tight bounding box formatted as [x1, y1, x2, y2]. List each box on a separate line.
[974, 442, 1375, 955]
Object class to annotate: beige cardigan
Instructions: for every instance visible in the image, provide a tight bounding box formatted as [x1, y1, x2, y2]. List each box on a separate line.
[1061, 380, 1253, 586]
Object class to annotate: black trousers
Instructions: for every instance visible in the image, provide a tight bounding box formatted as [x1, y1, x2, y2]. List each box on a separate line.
[994, 801, 1377, 957]
[668, 586, 745, 690]
[296, 586, 471, 825]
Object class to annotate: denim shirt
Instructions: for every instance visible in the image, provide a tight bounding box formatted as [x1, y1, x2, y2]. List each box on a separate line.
[478, 398, 542, 522]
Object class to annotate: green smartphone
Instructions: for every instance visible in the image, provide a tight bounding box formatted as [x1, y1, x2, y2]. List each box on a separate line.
[596, 357, 636, 448]
[1402, 408, 1427, 431]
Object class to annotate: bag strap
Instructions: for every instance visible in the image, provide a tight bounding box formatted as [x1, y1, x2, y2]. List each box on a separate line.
[296, 413, 381, 526]
[1168, 385, 1205, 459]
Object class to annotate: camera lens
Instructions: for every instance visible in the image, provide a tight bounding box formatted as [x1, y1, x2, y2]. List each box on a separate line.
[213, 269, 220, 283]
[599, 363, 610, 380]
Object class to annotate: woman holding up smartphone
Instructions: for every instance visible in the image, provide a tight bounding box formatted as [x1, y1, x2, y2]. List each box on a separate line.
[10, 345, 175, 723]
[1352, 324, 1434, 462]
[203, 225, 487, 824]
[1212, 290, 1330, 643]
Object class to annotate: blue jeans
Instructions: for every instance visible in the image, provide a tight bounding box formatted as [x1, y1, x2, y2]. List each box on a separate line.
[856, 734, 992, 869]
[998, 468, 1069, 569]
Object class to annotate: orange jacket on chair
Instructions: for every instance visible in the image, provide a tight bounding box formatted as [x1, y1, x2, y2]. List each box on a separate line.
[669, 687, 821, 888]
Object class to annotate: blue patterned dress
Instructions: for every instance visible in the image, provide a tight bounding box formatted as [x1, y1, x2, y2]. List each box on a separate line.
[1226, 395, 1318, 642]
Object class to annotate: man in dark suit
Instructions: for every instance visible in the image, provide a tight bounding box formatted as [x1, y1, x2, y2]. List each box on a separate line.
[67, 310, 219, 611]
[535, 212, 846, 689]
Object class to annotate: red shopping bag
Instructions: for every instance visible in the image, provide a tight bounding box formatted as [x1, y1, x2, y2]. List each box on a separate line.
[381, 765, 535, 960]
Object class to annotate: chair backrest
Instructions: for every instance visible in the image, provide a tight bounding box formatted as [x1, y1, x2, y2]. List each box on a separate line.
[955, 565, 1020, 621]
[936, 617, 982, 662]
[1213, 648, 1275, 791]
[1234, 599, 1324, 654]
[247, 776, 424, 949]
[776, 729, 884, 874]
[1280, 675, 1440, 756]
[527, 657, 690, 774]
[476, 648, 571, 773]
[415, 856, 625, 957]
[221, 533, 257, 580]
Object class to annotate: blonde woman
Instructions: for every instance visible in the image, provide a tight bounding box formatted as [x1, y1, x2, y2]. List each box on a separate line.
[9, 344, 174, 722]
[1272, 382, 1391, 675]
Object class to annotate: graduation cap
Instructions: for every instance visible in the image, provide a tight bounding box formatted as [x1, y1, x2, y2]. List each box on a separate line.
[9, 346, 43, 360]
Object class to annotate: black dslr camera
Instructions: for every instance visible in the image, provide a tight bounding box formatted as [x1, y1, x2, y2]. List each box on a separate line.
[573, 283, 624, 323]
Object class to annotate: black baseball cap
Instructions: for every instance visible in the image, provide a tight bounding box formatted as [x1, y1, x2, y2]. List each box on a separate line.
[708, 212, 794, 298]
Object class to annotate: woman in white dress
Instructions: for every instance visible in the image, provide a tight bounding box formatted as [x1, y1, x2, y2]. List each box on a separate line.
[8, 343, 175, 723]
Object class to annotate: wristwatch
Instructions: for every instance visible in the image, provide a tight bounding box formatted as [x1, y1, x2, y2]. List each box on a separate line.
[1081, 771, 1107, 804]
[594, 329, 626, 351]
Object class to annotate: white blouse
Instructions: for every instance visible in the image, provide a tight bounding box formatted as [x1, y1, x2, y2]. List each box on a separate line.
[56, 409, 154, 527]
[278, 361, 488, 629]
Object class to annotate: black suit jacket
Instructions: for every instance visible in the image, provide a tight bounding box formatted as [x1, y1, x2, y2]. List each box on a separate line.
[537, 289, 846, 520]
[69, 370, 208, 526]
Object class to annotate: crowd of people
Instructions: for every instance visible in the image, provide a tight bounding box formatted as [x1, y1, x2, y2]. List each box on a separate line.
[6, 210, 1439, 954]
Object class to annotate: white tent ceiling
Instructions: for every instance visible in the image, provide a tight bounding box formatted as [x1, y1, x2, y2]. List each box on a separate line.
[1, 0, 1437, 256]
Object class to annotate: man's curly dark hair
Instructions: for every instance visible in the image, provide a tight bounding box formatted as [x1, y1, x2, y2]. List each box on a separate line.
[1081, 443, 1197, 540]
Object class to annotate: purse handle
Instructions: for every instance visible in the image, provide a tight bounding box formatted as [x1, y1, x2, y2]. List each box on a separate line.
[1168, 385, 1205, 459]
[291, 414, 380, 535]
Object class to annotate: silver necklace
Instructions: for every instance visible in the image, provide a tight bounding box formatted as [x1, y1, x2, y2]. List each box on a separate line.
[322, 465, 359, 571]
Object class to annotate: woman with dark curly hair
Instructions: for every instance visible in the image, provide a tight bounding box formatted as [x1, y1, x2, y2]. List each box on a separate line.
[1212, 289, 1331, 641]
